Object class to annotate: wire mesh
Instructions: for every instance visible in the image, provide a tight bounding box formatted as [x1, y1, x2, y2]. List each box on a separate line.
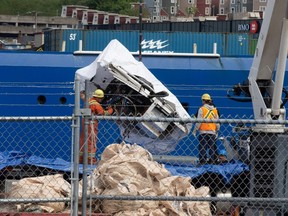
[0, 116, 73, 214]
[78, 116, 288, 216]
[1, 114, 288, 215]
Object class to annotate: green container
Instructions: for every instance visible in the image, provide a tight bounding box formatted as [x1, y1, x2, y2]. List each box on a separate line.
[248, 34, 259, 55]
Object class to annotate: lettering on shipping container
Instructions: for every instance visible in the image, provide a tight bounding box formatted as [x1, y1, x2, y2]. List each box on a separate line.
[69, 33, 77, 40]
[238, 24, 250, 31]
[142, 50, 174, 53]
[141, 39, 169, 50]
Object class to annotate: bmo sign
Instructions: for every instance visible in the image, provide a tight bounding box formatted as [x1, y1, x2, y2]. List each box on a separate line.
[237, 20, 259, 33]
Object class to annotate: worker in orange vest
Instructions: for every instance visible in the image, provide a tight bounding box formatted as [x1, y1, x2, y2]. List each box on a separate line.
[79, 89, 114, 165]
[193, 93, 221, 165]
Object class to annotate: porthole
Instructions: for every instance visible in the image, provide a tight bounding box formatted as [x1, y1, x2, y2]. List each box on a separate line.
[59, 97, 67, 104]
[37, 95, 46, 104]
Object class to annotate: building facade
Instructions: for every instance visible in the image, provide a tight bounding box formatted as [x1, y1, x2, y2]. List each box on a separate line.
[144, 0, 266, 22]
[253, 0, 267, 12]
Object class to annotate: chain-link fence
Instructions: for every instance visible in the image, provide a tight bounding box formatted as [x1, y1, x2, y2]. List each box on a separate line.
[1, 114, 288, 215]
[1, 84, 288, 216]
[76, 116, 288, 216]
[0, 116, 74, 214]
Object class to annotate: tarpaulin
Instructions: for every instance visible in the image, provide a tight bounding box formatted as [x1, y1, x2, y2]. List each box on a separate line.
[0, 151, 248, 184]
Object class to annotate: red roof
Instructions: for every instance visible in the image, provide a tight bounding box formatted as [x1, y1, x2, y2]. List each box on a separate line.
[176, 9, 186, 17]
[160, 8, 169, 16]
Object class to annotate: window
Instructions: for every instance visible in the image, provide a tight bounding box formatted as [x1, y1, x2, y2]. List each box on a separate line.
[259, 0, 266, 2]
[220, 0, 224, 4]
[259, 6, 266, 11]
[231, 7, 235, 13]
[220, 7, 224, 14]
[242, 6, 247, 12]
[171, 0, 176, 3]
[231, 0, 235, 4]
[154, 0, 159, 6]
[170, 6, 175, 14]
[205, 0, 211, 4]
[188, 0, 193, 4]
[243, 0, 247, 3]
[205, 7, 210, 15]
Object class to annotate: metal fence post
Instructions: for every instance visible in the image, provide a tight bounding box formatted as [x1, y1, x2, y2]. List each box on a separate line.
[81, 80, 89, 215]
[71, 79, 80, 216]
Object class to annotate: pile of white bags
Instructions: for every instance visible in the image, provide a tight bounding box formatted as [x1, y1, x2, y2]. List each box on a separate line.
[8, 174, 71, 213]
[79, 143, 211, 216]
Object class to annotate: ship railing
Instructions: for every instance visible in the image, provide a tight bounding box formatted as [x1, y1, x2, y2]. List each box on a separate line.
[70, 40, 220, 58]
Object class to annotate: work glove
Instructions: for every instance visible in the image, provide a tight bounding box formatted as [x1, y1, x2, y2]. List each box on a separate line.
[107, 106, 114, 115]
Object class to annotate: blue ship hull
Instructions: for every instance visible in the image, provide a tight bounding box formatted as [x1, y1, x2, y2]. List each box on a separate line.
[0, 51, 257, 117]
[0, 51, 286, 160]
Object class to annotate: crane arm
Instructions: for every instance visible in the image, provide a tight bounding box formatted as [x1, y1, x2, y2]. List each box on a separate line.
[249, 0, 288, 126]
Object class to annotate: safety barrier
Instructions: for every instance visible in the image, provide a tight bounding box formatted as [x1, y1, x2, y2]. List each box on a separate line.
[1, 114, 288, 215]
[0, 116, 73, 214]
[78, 116, 288, 216]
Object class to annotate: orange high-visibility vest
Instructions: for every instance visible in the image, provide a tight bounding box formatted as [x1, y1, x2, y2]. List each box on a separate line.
[199, 106, 218, 132]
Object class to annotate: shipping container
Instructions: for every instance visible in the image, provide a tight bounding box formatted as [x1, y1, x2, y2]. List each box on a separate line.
[231, 20, 262, 34]
[44, 29, 84, 52]
[199, 21, 231, 33]
[86, 19, 263, 33]
[44, 29, 259, 56]
[143, 22, 171, 31]
[82, 30, 224, 54]
[248, 34, 259, 55]
[83, 30, 139, 51]
[224, 33, 249, 56]
[171, 22, 200, 32]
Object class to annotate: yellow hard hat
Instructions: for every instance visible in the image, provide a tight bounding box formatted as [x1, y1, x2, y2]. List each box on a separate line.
[93, 89, 104, 98]
[201, 93, 211, 101]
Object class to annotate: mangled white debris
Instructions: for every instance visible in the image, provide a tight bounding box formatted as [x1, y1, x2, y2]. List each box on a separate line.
[75, 39, 192, 154]
[79, 143, 212, 216]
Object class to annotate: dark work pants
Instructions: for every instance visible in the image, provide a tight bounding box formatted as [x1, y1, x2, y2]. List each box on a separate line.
[198, 133, 217, 163]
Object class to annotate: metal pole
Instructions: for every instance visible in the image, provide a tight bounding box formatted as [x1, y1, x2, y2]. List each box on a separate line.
[71, 79, 80, 216]
[139, 0, 143, 61]
[81, 80, 89, 215]
[271, 19, 288, 116]
[35, 12, 38, 32]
